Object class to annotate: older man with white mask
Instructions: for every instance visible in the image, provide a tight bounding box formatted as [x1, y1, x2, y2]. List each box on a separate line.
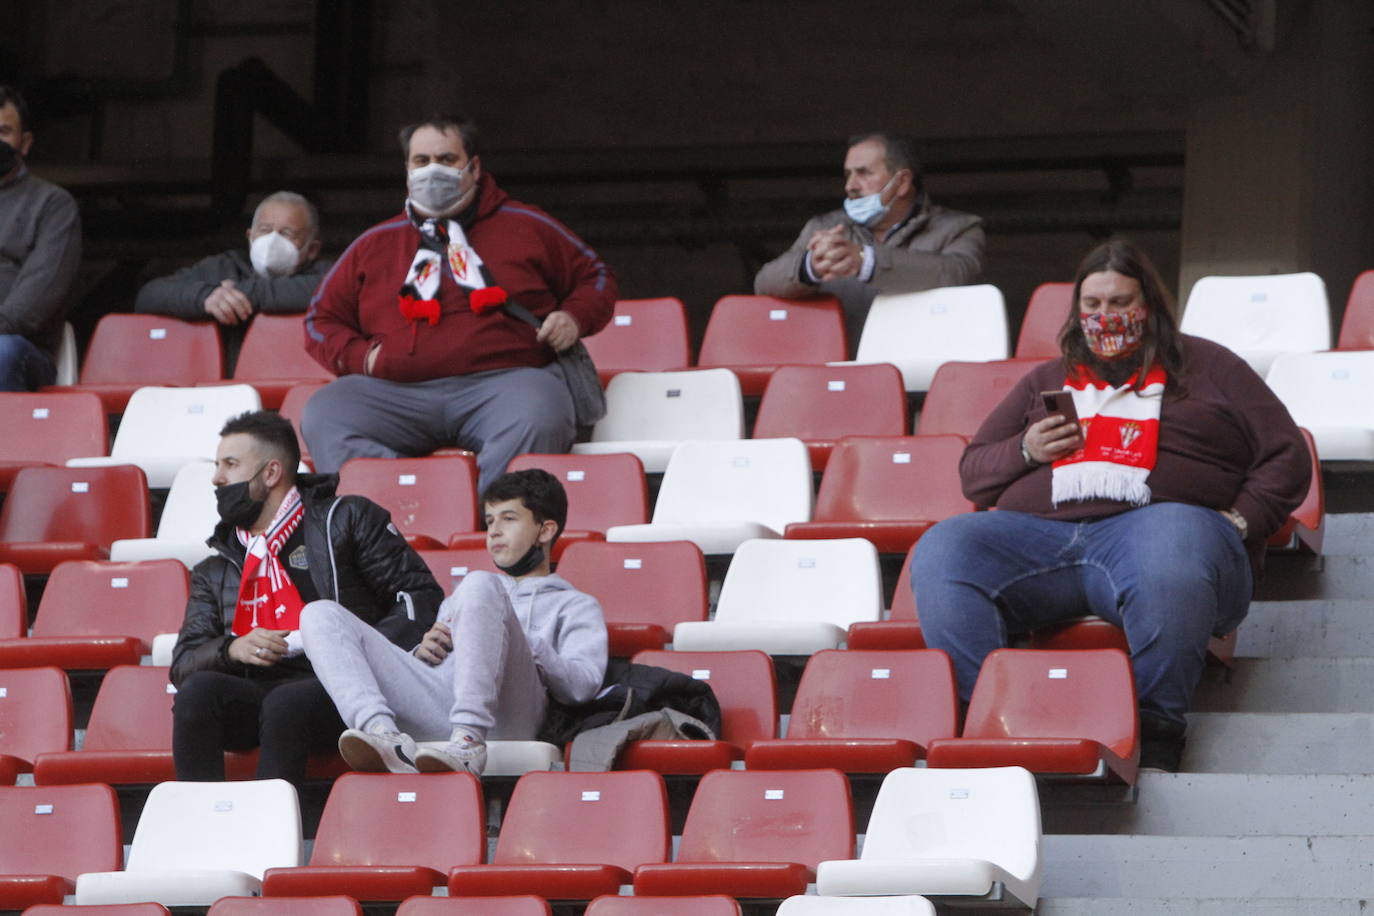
[301, 113, 617, 492]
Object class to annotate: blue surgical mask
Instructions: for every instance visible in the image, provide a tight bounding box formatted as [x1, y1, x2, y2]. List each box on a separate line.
[843, 173, 898, 227]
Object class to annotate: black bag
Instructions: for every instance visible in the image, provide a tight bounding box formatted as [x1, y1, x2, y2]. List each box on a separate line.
[502, 300, 607, 427]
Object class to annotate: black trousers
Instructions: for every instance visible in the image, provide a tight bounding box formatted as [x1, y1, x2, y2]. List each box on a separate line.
[171, 670, 344, 784]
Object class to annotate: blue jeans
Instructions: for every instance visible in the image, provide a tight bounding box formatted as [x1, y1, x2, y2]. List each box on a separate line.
[911, 503, 1252, 725]
[0, 334, 57, 392]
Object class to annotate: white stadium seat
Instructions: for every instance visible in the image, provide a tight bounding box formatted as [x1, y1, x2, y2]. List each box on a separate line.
[1180, 271, 1330, 376]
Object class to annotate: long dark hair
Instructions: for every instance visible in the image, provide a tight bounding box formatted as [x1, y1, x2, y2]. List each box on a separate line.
[1058, 238, 1186, 392]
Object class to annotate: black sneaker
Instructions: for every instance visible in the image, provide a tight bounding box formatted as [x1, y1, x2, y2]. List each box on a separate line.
[1138, 712, 1187, 772]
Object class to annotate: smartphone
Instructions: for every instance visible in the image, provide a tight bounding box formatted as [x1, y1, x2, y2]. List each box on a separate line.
[1040, 390, 1079, 426]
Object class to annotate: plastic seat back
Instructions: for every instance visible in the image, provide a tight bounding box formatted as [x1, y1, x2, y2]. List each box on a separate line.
[962, 648, 1137, 757]
[279, 382, 329, 468]
[68, 664, 177, 753]
[677, 768, 854, 868]
[32, 559, 189, 648]
[309, 771, 484, 871]
[714, 537, 882, 632]
[786, 649, 956, 747]
[77, 314, 224, 387]
[1264, 350, 1374, 460]
[398, 897, 551, 915]
[233, 314, 334, 385]
[508, 453, 648, 535]
[809, 435, 973, 527]
[104, 384, 263, 464]
[753, 364, 907, 467]
[0, 563, 24, 639]
[1180, 272, 1330, 375]
[698, 295, 847, 395]
[0, 667, 73, 772]
[557, 541, 707, 656]
[651, 438, 813, 533]
[26, 905, 172, 916]
[632, 649, 778, 746]
[849, 766, 1041, 897]
[587, 894, 742, 915]
[417, 549, 498, 597]
[125, 778, 301, 877]
[337, 455, 479, 547]
[209, 898, 360, 916]
[0, 783, 122, 899]
[150, 460, 218, 541]
[855, 285, 1009, 391]
[586, 369, 744, 445]
[0, 465, 151, 555]
[1337, 270, 1374, 349]
[776, 897, 935, 915]
[917, 359, 1043, 437]
[581, 297, 692, 383]
[492, 770, 670, 870]
[0, 391, 108, 468]
[1014, 282, 1072, 358]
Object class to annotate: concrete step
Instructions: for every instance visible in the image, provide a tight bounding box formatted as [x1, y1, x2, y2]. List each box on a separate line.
[1316, 511, 1374, 556]
[1236, 600, 1374, 658]
[1192, 658, 1374, 712]
[1182, 712, 1374, 774]
[1036, 897, 1371, 915]
[1254, 554, 1374, 601]
[1042, 772, 1374, 836]
[1041, 834, 1374, 898]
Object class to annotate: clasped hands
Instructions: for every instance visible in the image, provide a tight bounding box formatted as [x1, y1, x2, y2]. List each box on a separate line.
[807, 225, 863, 282]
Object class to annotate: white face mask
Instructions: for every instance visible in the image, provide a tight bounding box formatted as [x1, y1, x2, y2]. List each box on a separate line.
[408, 161, 472, 216]
[843, 172, 899, 227]
[249, 231, 301, 278]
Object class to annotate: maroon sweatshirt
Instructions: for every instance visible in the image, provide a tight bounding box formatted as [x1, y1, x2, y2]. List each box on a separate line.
[961, 336, 1310, 574]
[304, 172, 616, 381]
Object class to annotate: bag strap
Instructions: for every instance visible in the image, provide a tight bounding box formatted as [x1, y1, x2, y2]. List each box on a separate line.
[501, 300, 544, 331]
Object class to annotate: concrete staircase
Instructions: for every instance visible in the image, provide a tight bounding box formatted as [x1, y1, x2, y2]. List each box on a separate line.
[1031, 512, 1374, 914]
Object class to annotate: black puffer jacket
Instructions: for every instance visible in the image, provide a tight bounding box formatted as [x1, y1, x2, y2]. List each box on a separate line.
[170, 474, 443, 687]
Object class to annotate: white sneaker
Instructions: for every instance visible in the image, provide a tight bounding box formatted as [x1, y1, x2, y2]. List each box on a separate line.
[338, 727, 419, 774]
[415, 734, 487, 776]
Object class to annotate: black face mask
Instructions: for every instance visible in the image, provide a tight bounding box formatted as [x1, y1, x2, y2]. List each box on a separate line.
[0, 140, 18, 177]
[496, 542, 546, 578]
[215, 463, 268, 529]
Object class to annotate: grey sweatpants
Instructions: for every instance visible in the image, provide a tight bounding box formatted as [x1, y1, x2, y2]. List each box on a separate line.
[299, 572, 548, 742]
[300, 365, 575, 493]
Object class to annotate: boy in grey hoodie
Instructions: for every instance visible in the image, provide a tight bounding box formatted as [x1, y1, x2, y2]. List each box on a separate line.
[300, 468, 608, 776]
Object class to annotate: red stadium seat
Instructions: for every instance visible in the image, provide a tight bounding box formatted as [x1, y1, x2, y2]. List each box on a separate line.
[619, 650, 776, 773]
[586, 895, 741, 915]
[24, 905, 172, 916]
[745, 649, 957, 772]
[697, 295, 847, 396]
[418, 548, 499, 597]
[262, 772, 484, 901]
[1267, 427, 1324, 555]
[845, 541, 926, 650]
[1028, 618, 1239, 668]
[916, 358, 1043, 437]
[0, 563, 24, 639]
[0, 667, 72, 781]
[447, 769, 670, 901]
[784, 435, 973, 554]
[0, 559, 188, 670]
[1336, 269, 1374, 350]
[581, 297, 692, 384]
[449, 452, 649, 559]
[279, 381, 329, 469]
[0, 391, 107, 493]
[1014, 282, 1073, 358]
[555, 541, 707, 656]
[0, 782, 122, 908]
[33, 665, 250, 785]
[337, 455, 479, 549]
[0, 466, 152, 574]
[397, 896, 552, 915]
[926, 648, 1139, 783]
[209, 899, 360, 916]
[753, 364, 908, 469]
[224, 313, 335, 409]
[44, 313, 223, 413]
[632, 768, 854, 900]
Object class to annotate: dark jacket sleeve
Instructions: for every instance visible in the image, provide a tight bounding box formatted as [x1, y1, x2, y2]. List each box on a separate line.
[169, 557, 237, 687]
[136, 252, 332, 319]
[330, 495, 442, 648]
[229, 258, 332, 315]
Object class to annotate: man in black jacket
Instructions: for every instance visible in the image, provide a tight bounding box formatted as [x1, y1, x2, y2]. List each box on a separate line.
[170, 410, 442, 784]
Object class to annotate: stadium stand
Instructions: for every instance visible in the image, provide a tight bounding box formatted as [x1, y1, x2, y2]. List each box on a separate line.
[752, 363, 908, 469]
[0, 391, 107, 493]
[696, 294, 847, 396]
[336, 454, 480, 549]
[0, 465, 151, 574]
[0, 782, 122, 908]
[580, 297, 692, 384]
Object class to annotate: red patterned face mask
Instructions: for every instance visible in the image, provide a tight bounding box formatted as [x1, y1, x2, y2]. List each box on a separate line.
[1080, 306, 1147, 359]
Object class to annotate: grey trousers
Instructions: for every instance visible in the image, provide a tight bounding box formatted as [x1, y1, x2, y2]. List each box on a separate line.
[299, 572, 549, 742]
[300, 366, 575, 492]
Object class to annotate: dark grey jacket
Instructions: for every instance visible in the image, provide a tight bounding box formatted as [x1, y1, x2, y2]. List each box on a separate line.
[0, 166, 81, 355]
[170, 473, 442, 686]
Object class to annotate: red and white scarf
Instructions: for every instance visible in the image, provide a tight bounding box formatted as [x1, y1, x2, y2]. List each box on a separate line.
[231, 487, 306, 636]
[1051, 365, 1166, 508]
[400, 203, 487, 312]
